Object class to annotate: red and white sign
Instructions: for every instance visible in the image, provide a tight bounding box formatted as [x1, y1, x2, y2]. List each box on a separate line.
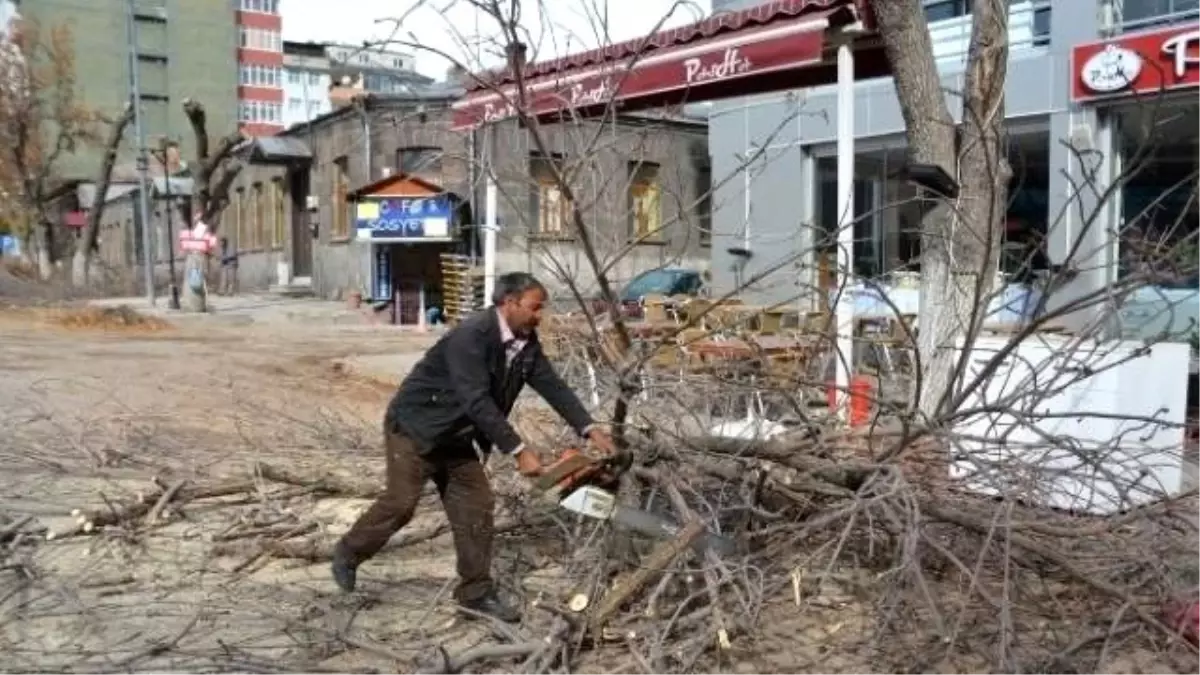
[452, 12, 838, 129]
[178, 224, 217, 254]
[1071, 24, 1200, 102]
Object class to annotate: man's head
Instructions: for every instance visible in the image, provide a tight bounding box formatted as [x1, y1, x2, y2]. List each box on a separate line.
[493, 272, 547, 336]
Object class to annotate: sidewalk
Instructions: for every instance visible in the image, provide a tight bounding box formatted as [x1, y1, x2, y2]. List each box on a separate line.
[88, 293, 375, 326]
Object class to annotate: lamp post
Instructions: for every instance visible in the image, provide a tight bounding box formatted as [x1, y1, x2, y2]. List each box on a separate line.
[157, 139, 180, 309]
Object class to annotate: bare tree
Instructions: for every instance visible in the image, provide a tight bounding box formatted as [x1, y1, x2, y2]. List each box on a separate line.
[178, 98, 244, 313]
[867, 0, 1012, 419]
[71, 102, 134, 287]
[0, 18, 97, 280]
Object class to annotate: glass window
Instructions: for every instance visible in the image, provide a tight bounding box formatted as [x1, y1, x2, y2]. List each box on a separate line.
[1032, 6, 1050, 45]
[308, 72, 320, 85]
[924, 0, 967, 22]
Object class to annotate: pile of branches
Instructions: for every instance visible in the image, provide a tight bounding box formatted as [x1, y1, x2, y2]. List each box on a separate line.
[386, 420, 1194, 673]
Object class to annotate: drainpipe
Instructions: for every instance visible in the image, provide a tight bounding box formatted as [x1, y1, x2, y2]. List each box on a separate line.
[357, 97, 371, 300]
[358, 97, 371, 179]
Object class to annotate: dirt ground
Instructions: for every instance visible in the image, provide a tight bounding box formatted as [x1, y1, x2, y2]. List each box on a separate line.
[0, 303, 1192, 674]
[0, 305, 529, 672]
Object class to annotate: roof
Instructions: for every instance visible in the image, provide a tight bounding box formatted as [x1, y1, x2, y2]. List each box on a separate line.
[283, 40, 327, 58]
[349, 173, 449, 200]
[278, 88, 463, 137]
[244, 136, 313, 163]
[465, 0, 862, 91]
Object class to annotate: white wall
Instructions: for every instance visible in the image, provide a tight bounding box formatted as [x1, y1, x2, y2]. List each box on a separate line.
[283, 67, 332, 128]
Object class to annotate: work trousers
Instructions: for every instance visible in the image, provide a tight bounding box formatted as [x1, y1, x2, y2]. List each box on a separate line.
[339, 425, 495, 601]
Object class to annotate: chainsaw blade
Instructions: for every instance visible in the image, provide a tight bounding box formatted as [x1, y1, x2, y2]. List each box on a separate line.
[557, 485, 736, 556]
[609, 505, 737, 557]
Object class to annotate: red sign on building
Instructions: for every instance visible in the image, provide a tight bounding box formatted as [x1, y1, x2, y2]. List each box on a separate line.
[1071, 24, 1200, 102]
[449, 0, 887, 130]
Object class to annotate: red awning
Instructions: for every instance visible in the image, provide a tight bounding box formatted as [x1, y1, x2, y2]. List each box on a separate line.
[451, 0, 883, 130]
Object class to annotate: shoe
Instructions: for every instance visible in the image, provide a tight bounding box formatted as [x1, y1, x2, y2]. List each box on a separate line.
[458, 589, 521, 623]
[330, 542, 358, 593]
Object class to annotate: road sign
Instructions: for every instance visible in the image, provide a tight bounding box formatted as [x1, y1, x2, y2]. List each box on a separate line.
[178, 227, 216, 254]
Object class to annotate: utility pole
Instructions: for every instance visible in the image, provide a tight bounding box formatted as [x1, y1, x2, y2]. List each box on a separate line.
[125, 0, 156, 306]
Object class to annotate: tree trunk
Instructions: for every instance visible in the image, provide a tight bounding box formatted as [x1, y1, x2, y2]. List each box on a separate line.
[70, 247, 91, 288]
[35, 221, 53, 280]
[870, 0, 1011, 419]
[74, 102, 135, 288]
[181, 251, 207, 313]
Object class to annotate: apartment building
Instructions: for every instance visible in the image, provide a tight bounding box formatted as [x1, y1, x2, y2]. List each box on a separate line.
[281, 40, 427, 126]
[235, 0, 284, 135]
[324, 42, 430, 109]
[282, 40, 331, 128]
[14, 0, 239, 177]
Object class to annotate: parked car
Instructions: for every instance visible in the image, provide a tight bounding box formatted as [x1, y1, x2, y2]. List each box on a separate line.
[589, 267, 706, 319]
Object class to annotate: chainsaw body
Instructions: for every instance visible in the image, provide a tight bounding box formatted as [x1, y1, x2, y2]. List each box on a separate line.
[533, 447, 735, 556]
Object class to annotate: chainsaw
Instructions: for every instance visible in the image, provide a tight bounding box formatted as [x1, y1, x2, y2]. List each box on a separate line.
[532, 448, 735, 556]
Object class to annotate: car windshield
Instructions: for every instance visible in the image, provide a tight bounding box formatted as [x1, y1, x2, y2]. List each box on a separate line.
[622, 270, 688, 300]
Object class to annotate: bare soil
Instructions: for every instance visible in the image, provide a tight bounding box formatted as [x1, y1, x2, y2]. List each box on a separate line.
[0, 306, 1191, 674]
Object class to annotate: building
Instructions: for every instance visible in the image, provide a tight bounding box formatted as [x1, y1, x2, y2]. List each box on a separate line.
[324, 42, 431, 109]
[194, 91, 709, 322]
[14, 0, 239, 178]
[235, 0, 284, 136]
[282, 40, 332, 128]
[702, 0, 1197, 339]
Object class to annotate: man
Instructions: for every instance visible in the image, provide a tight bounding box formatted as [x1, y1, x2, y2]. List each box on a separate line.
[332, 272, 616, 622]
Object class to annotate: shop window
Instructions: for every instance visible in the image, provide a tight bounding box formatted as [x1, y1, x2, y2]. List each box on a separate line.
[628, 161, 663, 242]
[332, 156, 350, 239]
[530, 153, 570, 236]
[696, 164, 712, 247]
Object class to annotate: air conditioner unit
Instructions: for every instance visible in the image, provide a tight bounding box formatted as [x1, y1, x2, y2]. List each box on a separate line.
[305, 195, 319, 211]
[380, 167, 393, 178]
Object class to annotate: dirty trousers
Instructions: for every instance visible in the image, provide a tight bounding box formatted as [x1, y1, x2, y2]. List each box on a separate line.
[339, 425, 495, 601]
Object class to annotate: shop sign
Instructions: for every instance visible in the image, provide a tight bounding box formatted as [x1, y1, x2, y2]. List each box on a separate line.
[355, 194, 452, 241]
[1072, 25, 1200, 102]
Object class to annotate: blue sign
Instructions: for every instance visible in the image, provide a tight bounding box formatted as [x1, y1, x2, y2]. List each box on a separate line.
[357, 195, 452, 240]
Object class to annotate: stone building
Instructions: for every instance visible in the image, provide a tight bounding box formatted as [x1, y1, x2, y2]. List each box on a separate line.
[214, 90, 712, 319]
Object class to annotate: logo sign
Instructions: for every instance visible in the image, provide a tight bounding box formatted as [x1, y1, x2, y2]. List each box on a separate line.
[1072, 25, 1200, 102]
[1079, 44, 1143, 93]
[356, 194, 452, 241]
[683, 47, 753, 85]
[1161, 28, 1200, 79]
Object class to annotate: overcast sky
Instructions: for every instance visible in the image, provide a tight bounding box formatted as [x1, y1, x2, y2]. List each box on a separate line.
[282, 0, 713, 79]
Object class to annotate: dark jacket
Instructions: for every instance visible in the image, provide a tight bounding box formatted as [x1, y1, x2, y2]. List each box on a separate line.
[385, 308, 594, 455]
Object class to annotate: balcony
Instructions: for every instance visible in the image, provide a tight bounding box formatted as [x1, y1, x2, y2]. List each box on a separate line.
[1118, 0, 1200, 32]
[924, 0, 1052, 63]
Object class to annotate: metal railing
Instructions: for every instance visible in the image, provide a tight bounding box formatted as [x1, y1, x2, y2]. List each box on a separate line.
[924, 0, 1053, 63]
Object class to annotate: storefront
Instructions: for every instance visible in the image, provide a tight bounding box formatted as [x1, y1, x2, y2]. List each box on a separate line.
[1069, 23, 1199, 346]
[352, 175, 467, 326]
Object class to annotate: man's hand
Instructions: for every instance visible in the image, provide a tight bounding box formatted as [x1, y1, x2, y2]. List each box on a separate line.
[587, 428, 617, 458]
[514, 448, 543, 477]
